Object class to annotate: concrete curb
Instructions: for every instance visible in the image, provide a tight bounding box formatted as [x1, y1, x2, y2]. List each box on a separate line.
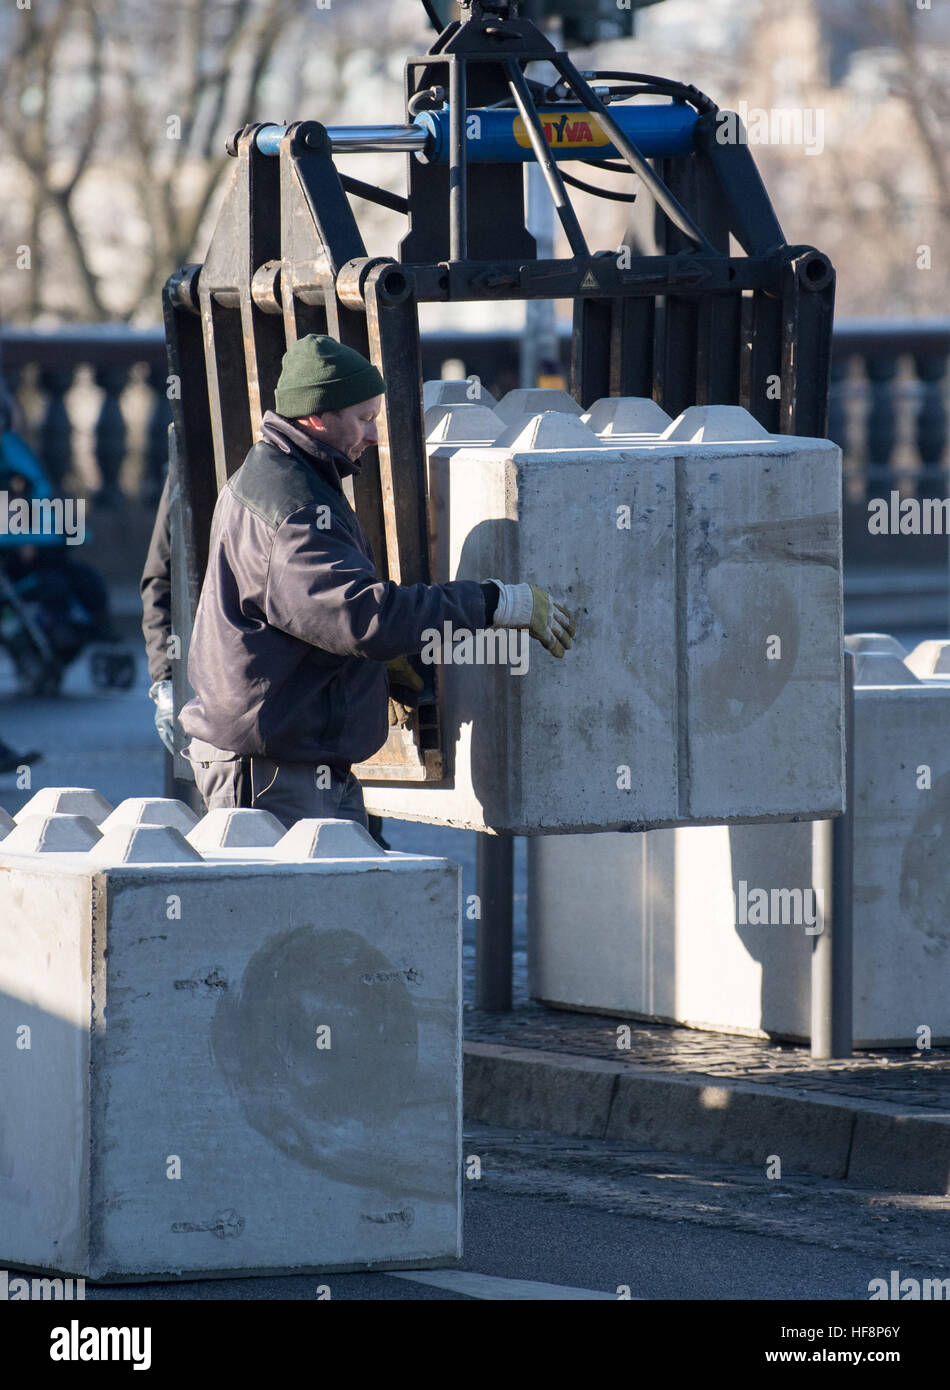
[463, 1042, 950, 1196]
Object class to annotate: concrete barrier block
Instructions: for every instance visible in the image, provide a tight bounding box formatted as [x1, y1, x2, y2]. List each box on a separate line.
[527, 635, 950, 1045]
[674, 435, 843, 821]
[14, 787, 113, 825]
[0, 813, 102, 855]
[0, 792, 463, 1278]
[364, 433, 680, 832]
[363, 421, 843, 833]
[582, 396, 673, 438]
[100, 798, 201, 835]
[661, 405, 773, 442]
[423, 378, 497, 409]
[186, 807, 286, 850]
[493, 387, 585, 424]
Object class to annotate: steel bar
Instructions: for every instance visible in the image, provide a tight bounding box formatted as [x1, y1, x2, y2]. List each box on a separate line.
[811, 651, 854, 1059]
[475, 833, 514, 1012]
[505, 60, 589, 260]
[256, 124, 429, 156]
[449, 59, 468, 262]
[553, 54, 714, 254]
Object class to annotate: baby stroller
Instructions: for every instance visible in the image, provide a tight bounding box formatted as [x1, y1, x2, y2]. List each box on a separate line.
[0, 428, 136, 697]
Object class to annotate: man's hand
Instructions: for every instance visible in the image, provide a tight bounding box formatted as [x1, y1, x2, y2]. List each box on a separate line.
[486, 580, 577, 658]
[148, 679, 176, 755]
[386, 656, 424, 728]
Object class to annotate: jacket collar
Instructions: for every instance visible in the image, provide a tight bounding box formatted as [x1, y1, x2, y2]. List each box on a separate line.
[259, 410, 361, 494]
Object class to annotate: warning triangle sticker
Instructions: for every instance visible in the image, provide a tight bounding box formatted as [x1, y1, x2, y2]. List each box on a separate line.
[579, 270, 599, 290]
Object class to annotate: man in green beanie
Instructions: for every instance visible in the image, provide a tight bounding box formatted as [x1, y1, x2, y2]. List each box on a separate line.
[179, 333, 576, 833]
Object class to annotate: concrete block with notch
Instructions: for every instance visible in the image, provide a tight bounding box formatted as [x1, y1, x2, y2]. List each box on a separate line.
[527, 637, 950, 1046]
[363, 402, 844, 833]
[0, 794, 462, 1280]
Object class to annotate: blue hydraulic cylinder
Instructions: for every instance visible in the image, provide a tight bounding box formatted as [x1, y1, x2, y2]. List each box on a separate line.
[253, 103, 698, 162]
[415, 102, 698, 163]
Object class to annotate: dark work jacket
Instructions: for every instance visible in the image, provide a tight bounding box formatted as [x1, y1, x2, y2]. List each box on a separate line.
[140, 474, 172, 685]
[178, 412, 491, 766]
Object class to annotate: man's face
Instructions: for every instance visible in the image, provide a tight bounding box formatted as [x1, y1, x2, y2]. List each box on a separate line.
[299, 395, 383, 462]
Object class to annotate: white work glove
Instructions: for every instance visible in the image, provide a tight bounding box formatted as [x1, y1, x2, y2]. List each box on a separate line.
[148, 678, 176, 755]
[486, 580, 577, 658]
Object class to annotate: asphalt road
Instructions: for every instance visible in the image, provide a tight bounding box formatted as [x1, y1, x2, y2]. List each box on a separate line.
[3, 641, 949, 1310]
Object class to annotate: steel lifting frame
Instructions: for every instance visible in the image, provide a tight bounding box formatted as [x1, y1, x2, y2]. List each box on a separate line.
[163, 0, 836, 785]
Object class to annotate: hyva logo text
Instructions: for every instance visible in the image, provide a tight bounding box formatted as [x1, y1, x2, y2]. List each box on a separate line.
[419, 623, 529, 675]
[716, 101, 824, 156]
[733, 881, 824, 934]
[0, 491, 86, 545]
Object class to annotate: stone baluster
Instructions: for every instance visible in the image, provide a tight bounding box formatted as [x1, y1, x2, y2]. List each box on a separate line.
[93, 364, 129, 505]
[913, 353, 948, 500]
[864, 356, 898, 501]
[37, 366, 75, 491]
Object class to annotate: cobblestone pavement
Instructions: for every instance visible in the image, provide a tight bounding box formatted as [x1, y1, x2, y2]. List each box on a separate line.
[464, 997, 950, 1112]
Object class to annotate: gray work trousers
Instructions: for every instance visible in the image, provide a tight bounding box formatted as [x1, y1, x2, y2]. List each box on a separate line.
[185, 737, 368, 833]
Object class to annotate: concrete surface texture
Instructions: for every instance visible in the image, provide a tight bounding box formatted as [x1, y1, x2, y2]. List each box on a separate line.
[0, 791, 463, 1280]
[526, 634, 950, 1047]
[362, 396, 844, 834]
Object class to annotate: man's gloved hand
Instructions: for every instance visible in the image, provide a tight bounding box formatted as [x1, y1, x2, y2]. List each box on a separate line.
[486, 580, 577, 658]
[148, 679, 176, 755]
[386, 656, 424, 728]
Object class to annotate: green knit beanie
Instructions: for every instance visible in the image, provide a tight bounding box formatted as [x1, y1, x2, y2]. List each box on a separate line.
[274, 334, 385, 417]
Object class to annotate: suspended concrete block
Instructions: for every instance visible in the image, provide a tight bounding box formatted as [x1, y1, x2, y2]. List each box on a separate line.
[423, 377, 497, 410]
[0, 790, 463, 1279]
[100, 798, 200, 836]
[360, 418, 844, 833]
[527, 636, 950, 1046]
[582, 396, 673, 438]
[425, 403, 507, 447]
[14, 787, 113, 825]
[662, 405, 773, 443]
[493, 411, 602, 452]
[0, 813, 101, 855]
[493, 387, 585, 424]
